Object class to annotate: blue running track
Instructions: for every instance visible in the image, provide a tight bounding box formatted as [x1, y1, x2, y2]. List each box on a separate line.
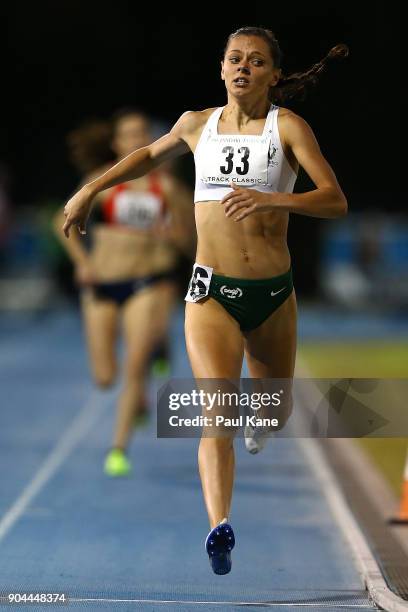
[0, 308, 376, 611]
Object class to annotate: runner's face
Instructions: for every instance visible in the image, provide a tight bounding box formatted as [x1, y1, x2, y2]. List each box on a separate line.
[221, 36, 280, 100]
[112, 115, 151, 158]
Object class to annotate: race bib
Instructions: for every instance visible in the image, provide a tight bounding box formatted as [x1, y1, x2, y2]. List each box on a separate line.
[114, 191, 162, 229]
[199, 137, 270, 187]
[185, 263, 213, 303]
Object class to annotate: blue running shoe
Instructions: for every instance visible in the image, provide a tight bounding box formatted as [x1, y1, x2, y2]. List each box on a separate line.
[205, 519, 235, 575]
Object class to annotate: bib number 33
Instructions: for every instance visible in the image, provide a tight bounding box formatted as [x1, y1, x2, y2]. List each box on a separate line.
[220, 146, 250, 175]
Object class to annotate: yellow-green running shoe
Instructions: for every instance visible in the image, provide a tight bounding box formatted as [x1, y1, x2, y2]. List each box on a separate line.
[104, 448, 131, 477]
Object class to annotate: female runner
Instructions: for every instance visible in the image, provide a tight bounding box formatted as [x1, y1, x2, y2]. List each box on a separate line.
[55, 108, 194, 477]
[62, 27, 348, 572]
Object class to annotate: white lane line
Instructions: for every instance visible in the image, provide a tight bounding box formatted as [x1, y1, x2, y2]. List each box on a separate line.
[295, 356, 408, 612]
[67, 598, 373, 608]
[0, 390, 111, 543]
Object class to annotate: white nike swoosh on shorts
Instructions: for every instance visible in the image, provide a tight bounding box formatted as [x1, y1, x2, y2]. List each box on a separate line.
[270, 286, 286, 297]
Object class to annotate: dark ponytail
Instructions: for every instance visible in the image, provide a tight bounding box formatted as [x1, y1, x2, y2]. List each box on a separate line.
[224, 27, 349, 103]
[274, 44, 349, 103]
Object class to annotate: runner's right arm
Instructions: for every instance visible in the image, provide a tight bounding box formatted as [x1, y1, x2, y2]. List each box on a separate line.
[63, 112, 198, 237]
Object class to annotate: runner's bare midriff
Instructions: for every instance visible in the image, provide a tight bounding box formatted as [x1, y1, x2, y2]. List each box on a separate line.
[90, 225, 178, 281]
[185, 107, 295, 279]
[194, 201, 290, 278]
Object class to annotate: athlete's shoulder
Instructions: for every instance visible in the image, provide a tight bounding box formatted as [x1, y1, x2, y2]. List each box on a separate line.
[276, 107, 316, 143]
[278, 106, 311, 130]
[171, 108, 218, 138]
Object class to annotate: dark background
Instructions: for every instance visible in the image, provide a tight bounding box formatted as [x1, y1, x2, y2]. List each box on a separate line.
[2, 1, 402, 206]
[1, 1, 404, 295]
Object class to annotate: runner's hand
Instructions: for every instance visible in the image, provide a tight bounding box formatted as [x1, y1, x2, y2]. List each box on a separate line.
[63, 185, 94, 237]
[221, 182, 274, 221]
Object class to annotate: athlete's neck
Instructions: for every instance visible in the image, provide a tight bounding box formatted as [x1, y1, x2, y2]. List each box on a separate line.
[222, 97, 270, 130]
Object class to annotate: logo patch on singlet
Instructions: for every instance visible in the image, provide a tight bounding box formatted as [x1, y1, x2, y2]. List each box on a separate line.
[268, 144, 279, 167]
[219, 286, 243, 299]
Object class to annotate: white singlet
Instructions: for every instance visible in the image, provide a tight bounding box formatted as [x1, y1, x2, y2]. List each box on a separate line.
[193, 104, 297, 203]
